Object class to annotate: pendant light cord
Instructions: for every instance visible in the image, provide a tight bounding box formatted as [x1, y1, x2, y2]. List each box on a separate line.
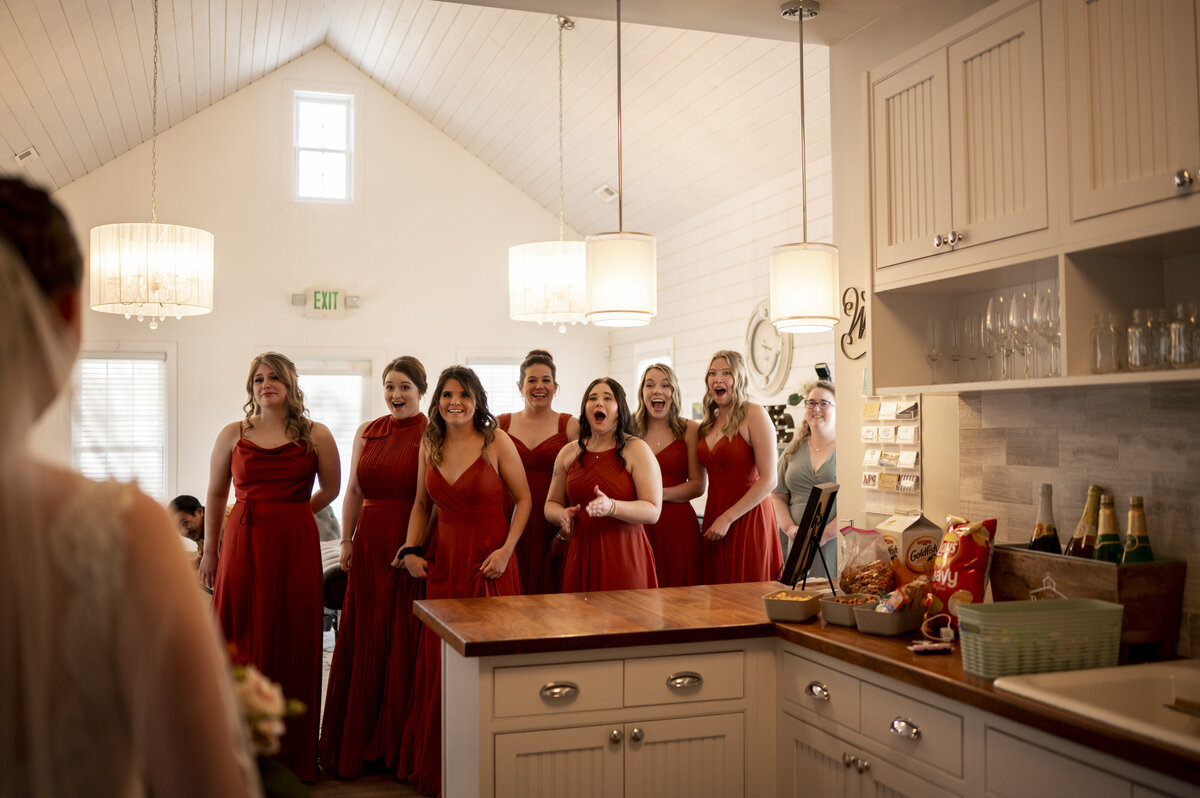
[150, 0, 160, 224]
[556, 16, 568, 241]
[797, 6, 807, 242]
[616, 0, 624, 232]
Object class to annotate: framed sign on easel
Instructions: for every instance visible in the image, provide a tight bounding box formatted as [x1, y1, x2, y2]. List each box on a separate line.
[777, 482, 839, 591]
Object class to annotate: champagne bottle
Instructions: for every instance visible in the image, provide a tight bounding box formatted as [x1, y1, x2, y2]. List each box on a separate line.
[1121, 496, 1154, 564]
[1093, 493, 1123, 563]
[1029, 483, 1061, 553]
[1064, 485, 1102, 558]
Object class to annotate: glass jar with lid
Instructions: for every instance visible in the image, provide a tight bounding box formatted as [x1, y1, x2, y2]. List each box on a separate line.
[1126, 308, 1153, 371]
[1091, 313, 1124, 374]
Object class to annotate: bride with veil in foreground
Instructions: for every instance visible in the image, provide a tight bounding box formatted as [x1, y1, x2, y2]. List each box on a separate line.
[0, 177, 262, 797]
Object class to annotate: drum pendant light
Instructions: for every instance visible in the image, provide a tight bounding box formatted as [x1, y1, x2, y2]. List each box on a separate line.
[508, 15, 588, 333]
[770, 1, 839, 334]
[89, 0, 214, 329]
[585, 0, 657, 328]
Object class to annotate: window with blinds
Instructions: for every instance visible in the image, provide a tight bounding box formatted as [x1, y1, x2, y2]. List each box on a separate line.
[298, 362, 370, 504]
[467, 360, 522, 416]
[72, 355, 168, 501]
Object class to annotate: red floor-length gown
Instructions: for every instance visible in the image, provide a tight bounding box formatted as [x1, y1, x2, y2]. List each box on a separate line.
[644, 438, 703, 587]
[698, 434, 782, 584]
[498, 412, 571, 594]
[213, 437, 322, 781]
[561, 448, 658, 592]
[398, 455, 522, 796]
[320, 413, 426, 777]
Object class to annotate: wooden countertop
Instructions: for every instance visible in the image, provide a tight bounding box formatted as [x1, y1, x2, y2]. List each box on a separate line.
[414, 582, 1200, 786]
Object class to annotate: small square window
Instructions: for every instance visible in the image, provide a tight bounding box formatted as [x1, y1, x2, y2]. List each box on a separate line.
[294, 91, 353, 203]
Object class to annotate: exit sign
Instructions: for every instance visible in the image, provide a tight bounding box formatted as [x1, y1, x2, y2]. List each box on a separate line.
[304, 288, 346, 319]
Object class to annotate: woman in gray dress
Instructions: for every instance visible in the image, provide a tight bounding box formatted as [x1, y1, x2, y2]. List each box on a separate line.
[771, 380, 837, 577]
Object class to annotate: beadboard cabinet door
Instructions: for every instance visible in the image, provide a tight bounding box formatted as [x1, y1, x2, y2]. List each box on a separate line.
[494, 724, 623, 798]
[1065, 0, 1200, 222]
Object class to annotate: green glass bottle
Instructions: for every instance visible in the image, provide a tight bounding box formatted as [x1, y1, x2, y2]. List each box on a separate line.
[1121, 496, 1154, 564]
[1093, 493, 1123, 563]
[1064, 485, 1102, 558]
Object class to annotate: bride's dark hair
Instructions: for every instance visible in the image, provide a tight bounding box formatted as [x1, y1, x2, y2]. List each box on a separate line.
[0, 177, 82, 300]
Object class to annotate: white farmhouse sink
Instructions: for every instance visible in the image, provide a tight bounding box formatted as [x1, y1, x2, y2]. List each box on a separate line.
[994, 660, 1200, 754]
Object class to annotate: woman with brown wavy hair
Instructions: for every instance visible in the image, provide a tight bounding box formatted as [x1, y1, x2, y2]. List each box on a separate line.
[696, 351, 781, 583]
[201, 351, 341, 780]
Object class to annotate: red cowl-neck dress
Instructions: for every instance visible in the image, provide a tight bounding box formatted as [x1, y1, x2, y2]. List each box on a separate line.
[213, 436, 322, 781]
[698, 434, 782, 584]
[398, 455, 522, 796]
[644, 439, 703, 587]
[560, 448, 658, 592]
[498, 412, 571, 594]
[320, 413, 426, 777]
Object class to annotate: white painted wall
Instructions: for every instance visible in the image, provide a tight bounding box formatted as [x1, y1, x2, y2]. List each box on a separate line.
[40, 46, 609, 500]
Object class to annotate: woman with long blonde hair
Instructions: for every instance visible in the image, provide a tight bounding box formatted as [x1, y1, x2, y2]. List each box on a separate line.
[696, 351, 781, 583]
[633, 363, 705, 586]
[201, 351, 341, 780]
[771, 380, 837, 575]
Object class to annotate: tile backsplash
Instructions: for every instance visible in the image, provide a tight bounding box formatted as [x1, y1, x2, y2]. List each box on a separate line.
[959, 383, 1200, 656]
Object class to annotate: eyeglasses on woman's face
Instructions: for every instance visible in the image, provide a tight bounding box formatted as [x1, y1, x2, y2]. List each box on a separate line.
[803, 399, 835, 409]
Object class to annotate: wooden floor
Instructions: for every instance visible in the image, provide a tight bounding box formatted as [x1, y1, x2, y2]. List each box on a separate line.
[308, 773, 422, 796]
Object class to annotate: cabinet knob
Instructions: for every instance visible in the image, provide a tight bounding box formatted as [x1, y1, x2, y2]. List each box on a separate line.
[946, 229, 963, 245]
[856, 758, 871, 774]
[539, 681, 580, 701]
[666, 671, 703, 690]
[609, 729, 623, 744]
[889, 716, 922, 740]
[805, 680, 831, 701]
[842, 753, 856, 768]
[1175, 169, 1194, 188]
[630, 727, 644, 742]
[933, 233, 946, 248]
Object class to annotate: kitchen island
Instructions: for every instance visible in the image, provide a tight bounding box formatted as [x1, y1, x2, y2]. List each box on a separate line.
[415, 582, 1199, 797]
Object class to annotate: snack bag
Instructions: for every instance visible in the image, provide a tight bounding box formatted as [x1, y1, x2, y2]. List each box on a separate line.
[837, 527, 897, 596]
[926, 517, 997, 629]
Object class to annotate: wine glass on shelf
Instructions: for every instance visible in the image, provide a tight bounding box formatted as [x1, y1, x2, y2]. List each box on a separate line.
[978, 314, 997, 380]
[961, 314, 981, 381]
[1033, 284, 1061, 377]
[946, 318, 961, 383]
[925, 318, 943, 384]
[985, 294, 1010, 380]
[1009, 288, 1033, 379]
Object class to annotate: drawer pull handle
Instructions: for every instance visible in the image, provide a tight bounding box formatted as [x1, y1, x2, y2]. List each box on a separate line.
[609, 729, 623, 744]
[805, 681, 830, 701]
[630, 727, 644, 742]
[1175, 169, 1194, 188]
[666, 671, 703, 690]
[889, 717, 921, 740]
[539, 681, 580, 701]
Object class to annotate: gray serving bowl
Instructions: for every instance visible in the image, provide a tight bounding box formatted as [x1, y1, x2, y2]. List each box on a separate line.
[819, 594, 874, 626]
[853, 603, 926, 636]
[763, 587, 821, 623]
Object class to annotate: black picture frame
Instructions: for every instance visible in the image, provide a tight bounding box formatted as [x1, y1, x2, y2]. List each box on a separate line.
[777, 482, 839, 590]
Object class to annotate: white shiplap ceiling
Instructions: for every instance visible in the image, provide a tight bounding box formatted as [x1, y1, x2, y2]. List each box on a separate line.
[0, 0, 878, 235]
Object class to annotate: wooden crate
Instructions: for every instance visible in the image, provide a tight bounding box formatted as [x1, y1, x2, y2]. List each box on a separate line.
[989, 546, 1187, 661]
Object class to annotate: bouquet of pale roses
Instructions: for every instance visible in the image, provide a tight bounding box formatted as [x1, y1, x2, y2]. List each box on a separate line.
[231, 661, 306, 756]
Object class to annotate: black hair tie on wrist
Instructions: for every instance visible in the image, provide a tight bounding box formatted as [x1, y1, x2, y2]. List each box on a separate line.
[397, 545, 422, 561]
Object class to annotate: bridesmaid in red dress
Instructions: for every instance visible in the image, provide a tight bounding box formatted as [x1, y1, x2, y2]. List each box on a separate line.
[320, 356, 427, 777]
[395, 366, 530, 796]
[696, 350, 782, 584]
[546, 377, 661, 592]
[497, 349, 579, 594]
[200, 352, 341, 781]
[632, 363, 705, 587]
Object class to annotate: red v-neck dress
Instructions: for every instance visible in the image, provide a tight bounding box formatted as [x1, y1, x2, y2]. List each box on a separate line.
[560, 448, 658, 592]
[498, 412, 571, 594]
[320, 413, 426, 777]
[398, 455, 522, 796]
[213, 436, 322, 781]
[698, 433, 782, 584]
[645, 438, 703, 587]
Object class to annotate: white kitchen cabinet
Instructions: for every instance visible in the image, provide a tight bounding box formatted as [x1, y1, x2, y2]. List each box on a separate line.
[872, 0, 1047, 272]
[1064, 0, 1200, 223]
[495, 713, 743, 798]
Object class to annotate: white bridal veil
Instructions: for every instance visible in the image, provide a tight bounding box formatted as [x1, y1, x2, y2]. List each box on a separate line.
[0, 232, 261, 796]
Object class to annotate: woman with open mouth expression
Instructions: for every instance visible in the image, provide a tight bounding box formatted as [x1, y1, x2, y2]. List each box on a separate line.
[393, 366, 530, 796]
[632, 363, 706, 587]
[203, 351, 342, 780]
[496, 349, 580, 594]
[546, 378, 661, 592]
[321, 356, 428, 777]
[697, 351, 782, 583]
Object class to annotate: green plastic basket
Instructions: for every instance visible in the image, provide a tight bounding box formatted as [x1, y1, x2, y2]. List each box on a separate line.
[957, 599, 1123, 679]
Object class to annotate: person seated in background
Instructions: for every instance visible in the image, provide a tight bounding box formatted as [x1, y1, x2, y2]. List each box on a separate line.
[169, 494, 206, 559]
